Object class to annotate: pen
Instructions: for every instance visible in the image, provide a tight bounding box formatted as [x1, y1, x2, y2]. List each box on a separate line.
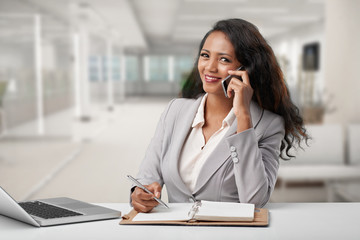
[127, 175, 169, 209]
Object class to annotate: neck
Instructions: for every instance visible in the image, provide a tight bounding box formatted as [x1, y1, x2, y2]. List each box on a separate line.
[205, 93, 233, 117]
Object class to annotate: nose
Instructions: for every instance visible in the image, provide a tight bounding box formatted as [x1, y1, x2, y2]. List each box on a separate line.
[205, 58, 218, 73]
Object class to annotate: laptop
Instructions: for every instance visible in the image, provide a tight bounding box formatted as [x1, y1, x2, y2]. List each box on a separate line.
[0, 186, 121, 227]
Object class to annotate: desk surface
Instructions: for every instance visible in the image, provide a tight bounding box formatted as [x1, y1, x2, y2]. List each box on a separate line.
[1, 202, 360, 240]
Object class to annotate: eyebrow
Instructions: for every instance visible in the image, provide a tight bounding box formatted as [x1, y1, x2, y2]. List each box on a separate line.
[201, 49, 233, 57]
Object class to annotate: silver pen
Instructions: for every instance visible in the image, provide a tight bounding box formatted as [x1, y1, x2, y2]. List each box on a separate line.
[127, 175, 169, 209]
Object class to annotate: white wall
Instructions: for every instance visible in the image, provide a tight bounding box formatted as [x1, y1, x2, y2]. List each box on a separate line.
[268, 0, 360, 126]
[268, 20, 325, 107]
[323, 0, 360, 124]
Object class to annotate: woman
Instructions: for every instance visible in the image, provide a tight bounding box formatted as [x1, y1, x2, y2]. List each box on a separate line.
[131, 18, 308, 212]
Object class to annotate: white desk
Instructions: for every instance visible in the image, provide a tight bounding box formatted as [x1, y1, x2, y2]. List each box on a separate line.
[1, 203, 360, 240]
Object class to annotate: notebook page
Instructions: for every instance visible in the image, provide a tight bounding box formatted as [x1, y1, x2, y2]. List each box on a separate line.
[195, 201, 255, 221]
[132, 203, 193, 222]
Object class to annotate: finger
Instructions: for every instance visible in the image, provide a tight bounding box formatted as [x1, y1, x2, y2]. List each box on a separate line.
[146, 182, 162, 198]
[133, 187, 156, 201]
[227, 79, 234, 98]
[132, 200, 156, 213]
[228, 69, 250, 86]
[134, 197, 159, 208]
[240, 71, 251, 86]
[227, 77, 244, 98]
[131, 189, 159, 207]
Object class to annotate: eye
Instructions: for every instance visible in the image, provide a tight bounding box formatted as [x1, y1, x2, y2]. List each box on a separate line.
[200, 52, 209, 58]
[220, 57, 231, 63]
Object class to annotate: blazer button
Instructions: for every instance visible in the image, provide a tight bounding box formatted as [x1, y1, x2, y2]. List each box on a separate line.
[230, 146, 236, 152]
[233, 157, 239, 163]
[231, 152, 237, 157]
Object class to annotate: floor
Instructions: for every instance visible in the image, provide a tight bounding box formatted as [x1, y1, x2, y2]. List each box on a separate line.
[0, 97, 170, 203]
[0, 97, 333, 204]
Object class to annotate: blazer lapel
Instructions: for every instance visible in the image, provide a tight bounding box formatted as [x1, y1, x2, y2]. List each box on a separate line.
[168, 97, 203, 196]
[193, 100, 264, 194]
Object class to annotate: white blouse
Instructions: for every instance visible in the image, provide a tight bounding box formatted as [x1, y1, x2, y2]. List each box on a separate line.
[179, 94, 236, 193]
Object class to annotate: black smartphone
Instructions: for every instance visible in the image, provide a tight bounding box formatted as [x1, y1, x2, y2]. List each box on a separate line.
[221, 66, 245, 98]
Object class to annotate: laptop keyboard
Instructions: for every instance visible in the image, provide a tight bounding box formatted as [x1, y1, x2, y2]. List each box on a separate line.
[19, 201, 83, 219]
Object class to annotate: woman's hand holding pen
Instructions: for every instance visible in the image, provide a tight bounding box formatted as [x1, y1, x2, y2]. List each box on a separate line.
[226, 69, 254, 133]
[131, 182, 162, 213]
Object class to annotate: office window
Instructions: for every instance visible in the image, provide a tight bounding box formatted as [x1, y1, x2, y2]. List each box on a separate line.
[125, 55, 139, 81]
[89, 56, 100, 81]
[89, 56, 121, 82]
[145, 55, 169, 82]
[102, 56, 121, 81]
[111, 56, 121, 81]
[174, 56, 194, 82]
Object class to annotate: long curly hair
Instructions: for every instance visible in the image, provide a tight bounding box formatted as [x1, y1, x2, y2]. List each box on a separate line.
[181, 18, 309, 160]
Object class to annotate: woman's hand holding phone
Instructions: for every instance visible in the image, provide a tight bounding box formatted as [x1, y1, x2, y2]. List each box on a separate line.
[221, 66, 244, 98]
[226, 66, 254, 133]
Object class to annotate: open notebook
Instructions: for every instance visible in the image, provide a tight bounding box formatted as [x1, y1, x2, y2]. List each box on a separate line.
[132, 201, 255, 222]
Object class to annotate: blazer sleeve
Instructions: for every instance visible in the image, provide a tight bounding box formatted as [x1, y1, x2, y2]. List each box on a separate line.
[135, 99, 176, 186]
[224, 114, 285, 208]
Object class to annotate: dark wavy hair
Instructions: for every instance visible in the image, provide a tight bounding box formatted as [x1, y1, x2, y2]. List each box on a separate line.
[181, 18, 309, 160]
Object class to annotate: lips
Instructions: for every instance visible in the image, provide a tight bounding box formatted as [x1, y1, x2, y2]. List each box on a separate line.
[204, 74, 221, 83]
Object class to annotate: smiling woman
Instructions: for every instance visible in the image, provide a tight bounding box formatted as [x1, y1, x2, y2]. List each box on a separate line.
[130, 18, 309, 213]
[198, 31, 241, 97]
[182, 18, 309, 159]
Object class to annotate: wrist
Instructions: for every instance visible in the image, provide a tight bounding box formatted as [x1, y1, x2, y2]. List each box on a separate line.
[234, 105, 251, 117]
[236, 114, 252, 133]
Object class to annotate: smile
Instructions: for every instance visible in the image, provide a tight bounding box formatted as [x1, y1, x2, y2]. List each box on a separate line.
[204, 74, 221, 83]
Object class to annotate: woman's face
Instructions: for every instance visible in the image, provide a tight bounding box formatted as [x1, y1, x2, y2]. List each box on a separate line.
[198, 31, 241, 97]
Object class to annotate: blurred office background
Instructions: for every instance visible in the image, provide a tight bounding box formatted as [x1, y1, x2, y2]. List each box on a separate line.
[0, 0, 359, 204]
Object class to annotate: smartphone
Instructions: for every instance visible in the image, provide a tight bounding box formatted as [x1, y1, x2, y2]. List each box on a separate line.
[221, 66, 245, 98]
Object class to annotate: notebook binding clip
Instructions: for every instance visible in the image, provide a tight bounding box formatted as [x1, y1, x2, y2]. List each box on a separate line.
[188, 201, 202, 219]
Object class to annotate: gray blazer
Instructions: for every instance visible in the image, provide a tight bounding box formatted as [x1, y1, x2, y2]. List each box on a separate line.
[135, 96, 285, 207]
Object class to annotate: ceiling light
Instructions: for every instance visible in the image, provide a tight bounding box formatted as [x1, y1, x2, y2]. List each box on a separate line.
[175, 25, 210, 32]
[172, 33, 205, 41]
[273, 15, 322, 23]
[185, 0, 247, 2]
[234, 7, 289, 14]
[307, 0, 325, 4]
[178, 14, 225, 21]
[258, 27, 289, 38]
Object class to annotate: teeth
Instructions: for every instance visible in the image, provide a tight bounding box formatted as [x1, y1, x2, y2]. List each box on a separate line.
[206, 76, 218, 80]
